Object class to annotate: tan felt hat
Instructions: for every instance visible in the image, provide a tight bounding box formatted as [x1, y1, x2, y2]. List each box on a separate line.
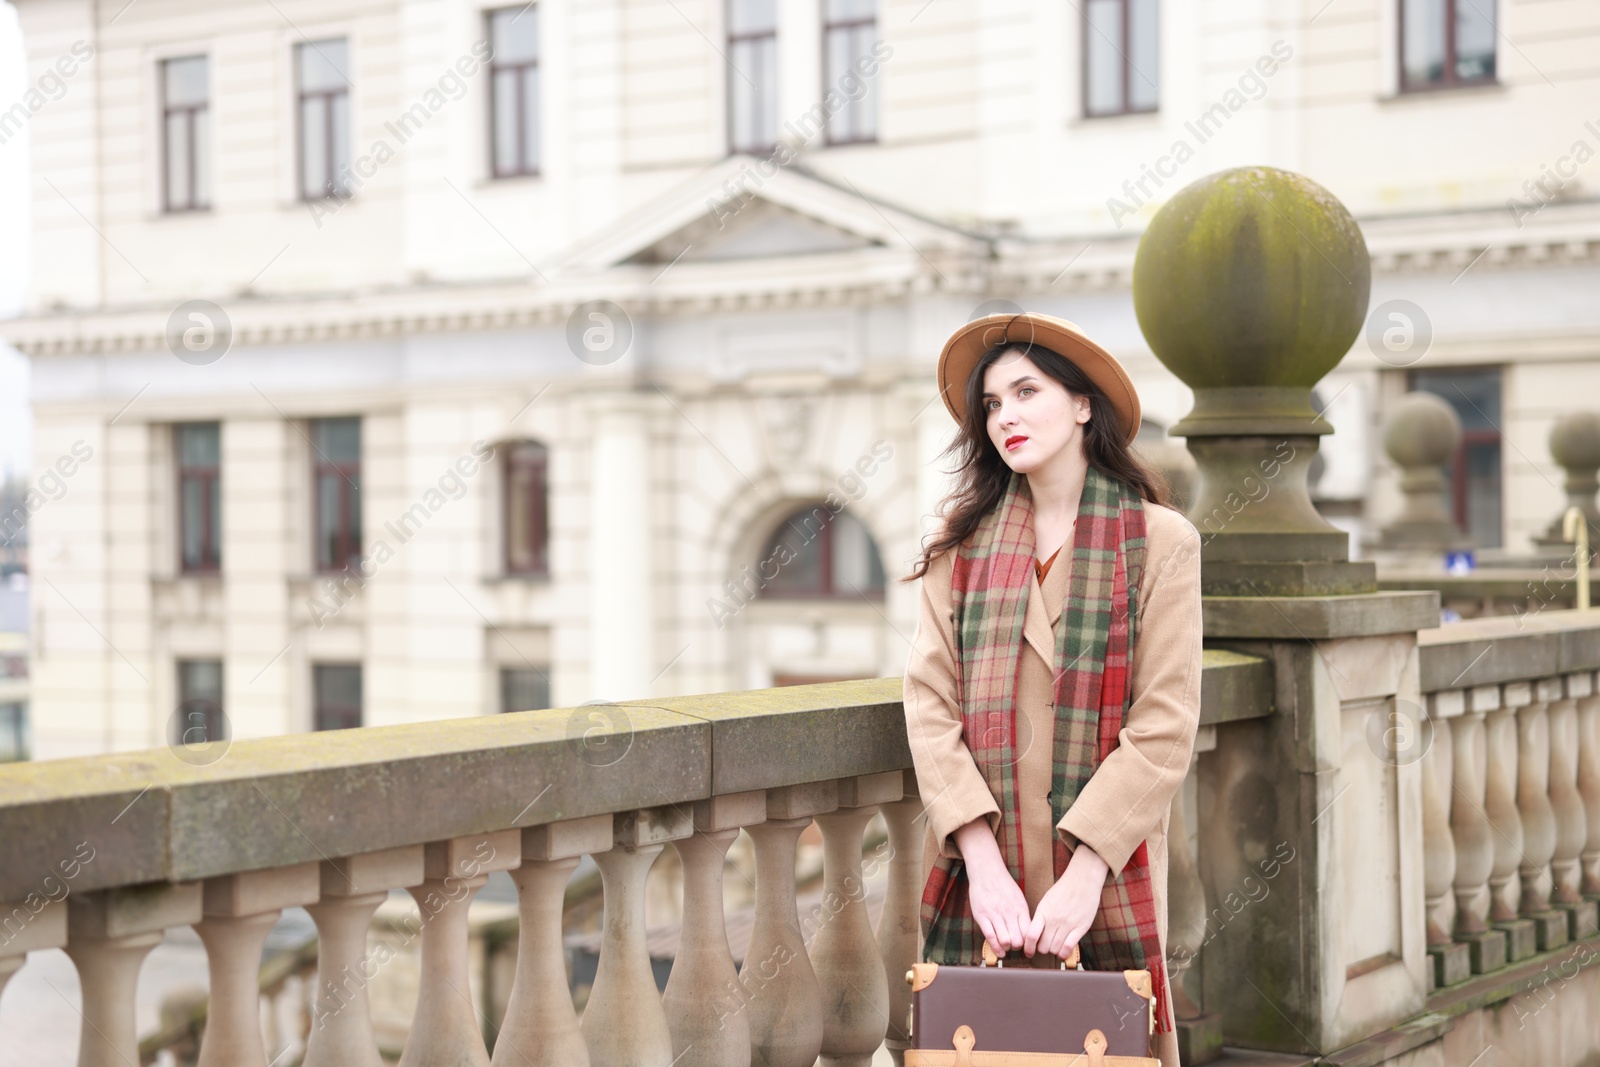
[936, 312, 1141, 445]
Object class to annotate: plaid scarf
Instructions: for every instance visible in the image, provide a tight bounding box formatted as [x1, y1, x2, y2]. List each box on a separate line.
[920, 465, 1171, 1035]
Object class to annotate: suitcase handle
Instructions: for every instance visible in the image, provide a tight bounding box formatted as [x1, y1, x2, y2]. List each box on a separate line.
[980, 940, 1082, 969]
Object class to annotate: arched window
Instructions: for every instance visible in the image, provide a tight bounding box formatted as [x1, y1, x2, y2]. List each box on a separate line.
[503, 440, 549, 575]
[758, 505, 885, 599]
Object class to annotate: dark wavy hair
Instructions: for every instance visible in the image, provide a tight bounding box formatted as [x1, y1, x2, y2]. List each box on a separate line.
[903, 341, 1170, 582]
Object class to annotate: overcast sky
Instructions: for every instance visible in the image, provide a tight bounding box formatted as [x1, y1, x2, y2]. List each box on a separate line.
[1, 1, 35, 483]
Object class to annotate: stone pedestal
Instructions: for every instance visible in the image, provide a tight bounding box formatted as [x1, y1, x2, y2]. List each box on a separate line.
[1428, 943, 1472, 988]
[1454, 929, 1507, 974]
[1494, 918, 1538, 962]
[1176, 1012, 1225, 1066]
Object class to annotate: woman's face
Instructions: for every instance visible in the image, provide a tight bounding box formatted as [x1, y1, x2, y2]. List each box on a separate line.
[980, 349, 1091, 474]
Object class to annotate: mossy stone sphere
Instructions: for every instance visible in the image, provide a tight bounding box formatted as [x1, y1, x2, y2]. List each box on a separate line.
[1384, 392, 1461, 469]
[1132, 167, 1371, 391]
[1549, 412, 1600, 472]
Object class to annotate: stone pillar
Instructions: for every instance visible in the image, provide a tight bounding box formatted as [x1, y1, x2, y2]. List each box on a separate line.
[1134, 166, 1440, 1055]
[1169, 729, 1223, 1064]
[812, 772, 901, 1067]
[194, 863, 322, 1067]
[66, 883, 203, 1067]
[1373, 393, 1470, 554]
[399, 831, 522, 1067]
[1534, 412, 1600, 547]
[587, 392, 658, 701]
[582, 806, 694, 1067]
[876, 772, 924, 1067]
[662, 794, 766, 1067]
[304, 846, 425, 1067]
[497, 815, 615, 1067]
[745, 781, 838, 1067]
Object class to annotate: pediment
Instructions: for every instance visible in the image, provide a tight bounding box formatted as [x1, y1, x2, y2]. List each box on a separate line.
[623, 198, 879, 265]
[552, 156, 986, 274]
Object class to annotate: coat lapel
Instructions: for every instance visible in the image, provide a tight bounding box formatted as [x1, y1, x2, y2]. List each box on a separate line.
[1023, 545, 1071, 664]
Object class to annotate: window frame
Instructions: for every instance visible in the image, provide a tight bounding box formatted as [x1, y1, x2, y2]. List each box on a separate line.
[1398, 0, 1498, 93]
[312, 662, 363, 731]
[502, 440, 550, 577]
[176, 422, 222, 574]
[161, 55, 210, 213]
[176, 659, 226, 748]
[821, 2, 878, 146]
[727, 0, 779, 155]
[311, 417, 362, 574]
[487, 6, 541, 179]
[758, 505, 886, 601]
[295, 38, 352, 201]
[1080, 0, 1159, 119]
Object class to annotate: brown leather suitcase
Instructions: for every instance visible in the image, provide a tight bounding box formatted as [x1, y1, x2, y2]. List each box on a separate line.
[904, 944, 1159, 1066]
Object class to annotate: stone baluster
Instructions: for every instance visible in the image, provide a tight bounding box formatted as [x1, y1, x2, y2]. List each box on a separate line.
[812, 772, 902, 1067]
[1419, 696, 1472, 987]
[399, 830, 522, 1067]
[65, 883, 203, 1067]
[876, 772, 924, 1067]
[0, 896, 65, 1001]
[1443, 686, 1506, 974]
[1580, 687, 1600, 898]
[1168, 728, 1222, 1064]
[1483, 693, 1536, 961]
[662, 793, 768, 1067]
[194, 863, 321, 1067]
[582, 806, 694, 1067]
[303, 846, 425, 1067]
[1550, 675, 1600, 940]
[745, 781, 839, 1067]
[1514, 680, 1569, 952]
[495, 814, 615, 1067]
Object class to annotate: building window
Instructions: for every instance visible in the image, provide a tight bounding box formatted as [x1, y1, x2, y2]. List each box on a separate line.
[759, 506, 885, 599]
[823, 0, 877, 145]
[162, 56, 211, 211]
[728, 0, 778, 153]
[312, 417, 362, 573]
[0, 703, 24, 763]
[503, 441, 549, 575]
[500, 667, 550, 713]
[1410, 368, 1503, 548]
[314, 663, 362, 730]
[1400, 0, 1496, 91]
[1082, 0, 1158, 117]
[176, 659, 226, 748]
[297, 38, 352, 199]
[177, 423, 221, 573]
[488, 6, 540, 177]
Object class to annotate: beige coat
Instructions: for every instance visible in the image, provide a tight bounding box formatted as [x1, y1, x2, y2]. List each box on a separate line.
[902, 499, 1203, 1067]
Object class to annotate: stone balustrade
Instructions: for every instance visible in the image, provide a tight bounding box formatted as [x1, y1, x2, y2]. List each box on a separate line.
[1417, 610, 1600, 987]
[0, 656, 1272, 1067]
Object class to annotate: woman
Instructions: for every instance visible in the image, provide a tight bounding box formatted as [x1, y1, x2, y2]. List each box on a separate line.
[902, 312, 1202, 1067]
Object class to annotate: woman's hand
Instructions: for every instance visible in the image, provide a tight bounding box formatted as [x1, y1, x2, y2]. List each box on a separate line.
[952, 817, 1032, 956]
[1024, 844, 1110, 959]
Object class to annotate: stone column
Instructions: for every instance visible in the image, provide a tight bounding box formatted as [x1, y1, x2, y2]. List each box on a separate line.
[812, 772, 901, 1067]
[399, 831, 522, 1067]
[496, 815, 615, 1067]
[304, 846, 425, 1067]
[1549, 675, 1599, 940]
[662, 793, 767, 1067]
[1439, 686, 1506, 974]
[194, 863, 322, 1067]
[1485, 694, 1537, 961]
[876, 772, 924, 1067]
[587, 392, 657, 701]
[65, 883, 203, 1067]
[745, 781, 838, 1067]
[1133, 166, 1440, 1055]
[582, 806, 694, 1067]
[1513, 680, 1569, 952]
[1420, 708, 1469, 987]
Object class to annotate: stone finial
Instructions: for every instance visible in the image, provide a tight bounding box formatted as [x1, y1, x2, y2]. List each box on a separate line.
[1131, 167, 1374, 595]
[1534, 411, 1600, 546]
[1376, 392, 1471, 551]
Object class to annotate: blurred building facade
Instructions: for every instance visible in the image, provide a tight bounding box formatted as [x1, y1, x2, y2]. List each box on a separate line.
[3, 0, 1600, 757]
